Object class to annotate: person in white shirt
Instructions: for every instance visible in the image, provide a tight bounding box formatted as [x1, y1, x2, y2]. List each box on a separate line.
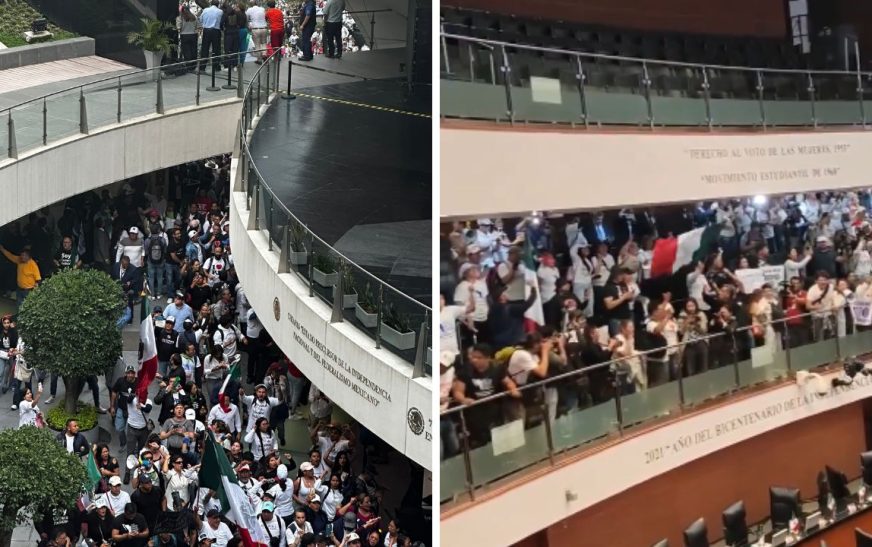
[612, 320, 645, 392]
[106, 476, 131, 516]
[245, 417, 279, 462]
[645, 305, 679, 386]
[592, 243, 615, 289]
[473, 219, 499, 269]
[199, 509, 234, 547]
[568, 244, 596, 317]
[267, 465, 295, 521]
[257, 502, 286, 547]
[213, 315, 244, 361]
[505, 333, 552, 423]
[246, 1, 269, 61]
[17, 383, 42, 428]
[115, 227, 145, 267]
[162, 455, 194, 511]
[537, 252, 560, 325]
[240, 384, 280, 432]
[784, 247, 812, 281]
[453, 264, 489, 338]
[853, 238, 872, 279]
[686, 261, 712, 311]
[496, 246, 526, 301]
[439, 294, 473, 355]
[310, 423, 352, 469]
[285, 509, 314, 546]
[806, 272, 836, 341]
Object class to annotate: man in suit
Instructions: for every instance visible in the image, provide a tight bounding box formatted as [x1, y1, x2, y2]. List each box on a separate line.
[112, 254, 143, 322]
[57, 418, 90, 459]
[584, 212, 615, 248]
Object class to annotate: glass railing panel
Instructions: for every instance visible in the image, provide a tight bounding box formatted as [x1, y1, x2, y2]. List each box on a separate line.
[119, 70, 159, 122]
[308, 235, 336, 309]
[840, 329, 872, 359]
[440, 79, 508, 121]
[649, 65, 707, 126]
[815, 74, 863, 125]
[510, 54, 583, 124]
[761, 71, 814, 127]
[551, 388, 618, 452]
[82, 78, 123, 130]
[0, 111, 8, 160]
[162, 67, 204, 112]
[339, 259, 379, 344]
[440, 449, 469, 502]
[379, 283, 427, 364]
[45, 89, 82, 143]
[683, 365, 736, 406]
[10, 100, 44, 154]
[468, 416, 550, 489]
[737, 344, 790, 387]
[619, 355, 682, 425]
[584, 61, 649, 125]
[790, 336, 839, 371]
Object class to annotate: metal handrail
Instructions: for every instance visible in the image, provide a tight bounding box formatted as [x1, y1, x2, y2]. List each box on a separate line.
[441, 30, 872, 77]
[1, 49, 270, 116]
[237, 53, 432, 311]
[440, 305, 850, 416]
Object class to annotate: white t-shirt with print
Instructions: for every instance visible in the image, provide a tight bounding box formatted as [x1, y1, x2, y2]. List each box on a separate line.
[507, 349, 538, 386]
[439, 305, 466, 354]
[200, 522, 233, 547]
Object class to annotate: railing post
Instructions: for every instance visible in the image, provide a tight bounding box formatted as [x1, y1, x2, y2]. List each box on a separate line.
[265, 58, 271, 101]
[247, 92, 254, 130]
[283, 58, 296, 100]
[307, 232, 315, 297]
[702, 66, 713, 130]
[467, 43, 475, 82]
[756, 70, 766, 130]
[7, 112, 16, 160]
[196, 68, 202, 105]
[116, 77, 122, 123]
[783, 327, 793, 373]
[375, 284, 384, 349]
[834, 312, 842, 361]
[278, 223, 290, 274]
[370, 12, 376, 50]
[247, 181, 260, 230]
[499, 45, 514, 124]
[807, 72, 817, 128]
[575, 55, 589, 128]
[676, 358, 686, 407]
[330, 259, 344, 323]
[79, 89, 88, 135]
[412, 313, 429, 379]
[274, 54, 281, 95]
[731, 332, 741, 389]
[222, 58, 235, 90]
[237, 63, 244, 99]
[239, 150, 248, 195]
[458, 408, 476, 501]
[267, 196, 274, 251]
[42, 97, 47, 146]
[156, 76, 164, 114]
[613, 371, 624, 435]
[256, 71, 262, 111]
[857, 69, 867, 127]
[440, 23, 451, 73]
[540, 385, 555, 465]
[642, 61, 654, 128]
[206, 62, 220, 92]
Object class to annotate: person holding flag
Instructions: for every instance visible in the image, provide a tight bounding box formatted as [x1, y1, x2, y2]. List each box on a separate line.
[208, 354, 243, 437]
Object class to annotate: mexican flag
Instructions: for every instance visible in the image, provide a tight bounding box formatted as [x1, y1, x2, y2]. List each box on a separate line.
[199, 433, 269, 547]
[136, 296, 158, 403]
[218, 358, 241, 403]
[650, 225, 720, 277]
[85, 450, 102, 491]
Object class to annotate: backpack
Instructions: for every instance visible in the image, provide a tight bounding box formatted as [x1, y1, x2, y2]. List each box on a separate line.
[148, 236, 165, 264]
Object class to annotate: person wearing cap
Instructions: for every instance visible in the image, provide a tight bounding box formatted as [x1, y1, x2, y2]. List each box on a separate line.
[257, 501, 287, 547]
[235, 463, 262, 508]
[439, 290, 474, 355]
[166, 226, 187, 295]
[106, 475, 132, 517]
[130, 471, 164, 532]
[303, 495, 329, 535]
[293, 462, 326, 512]
[155, 313, 180, 380]
[240, 383, 280, 432]
[115, 226, 145, 268]
[110, 365, 138, 449]
[164, 291, 195, 334]
[195, 509, 232, 547]
[343, 532, 361, 546]
[84, 495, 115, 545]
[159, 400, 196, 456]
[0, 243, 41, 309]
[453, 263, 490, 346]
[286, 509, 314, 547]
[113, 255, 144, 321]
[123, 395, 155, 484]
[111, 502, 149, 547]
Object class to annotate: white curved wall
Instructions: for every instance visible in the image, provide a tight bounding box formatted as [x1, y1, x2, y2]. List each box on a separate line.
[441, 367, 872, 547]
[441, 127, 872, 219]
[229, 183, 433, 471]
[0, 99, 240, 226]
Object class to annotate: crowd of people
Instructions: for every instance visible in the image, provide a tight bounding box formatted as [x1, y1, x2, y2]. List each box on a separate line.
[0, 156, 424, 547]
[439, 189, 872, 456]
[173, 0, 368, 73]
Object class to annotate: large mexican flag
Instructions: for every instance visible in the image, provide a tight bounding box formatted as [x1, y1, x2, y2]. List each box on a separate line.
[136, 296, 158, 402]
[199, 433, 268, 547]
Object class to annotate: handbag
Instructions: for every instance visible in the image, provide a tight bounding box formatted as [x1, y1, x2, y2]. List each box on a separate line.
[34, 411, 45, 429]
[140, 406, 155, 432]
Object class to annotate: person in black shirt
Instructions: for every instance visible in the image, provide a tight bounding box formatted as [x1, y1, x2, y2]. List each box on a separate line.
[110, 366, 139, 448]
[130, 476, 165, 534]
[451, 344, 518, 447]
[112, 503, 150, 547]
[0, 314, 17, 393]
[156, 317, 180, 379]
[187, 272, 213, 312]
[85, 498, 115, 545]
[53, 235, 82, 271]
[602, 268, 636, 336]
[304, 496, 329, 535]
[166, 228, 186, 295]
[155, 375, 192, 425]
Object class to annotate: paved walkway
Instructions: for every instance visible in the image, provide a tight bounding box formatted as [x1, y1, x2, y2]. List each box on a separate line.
[0, 56, 134, 97]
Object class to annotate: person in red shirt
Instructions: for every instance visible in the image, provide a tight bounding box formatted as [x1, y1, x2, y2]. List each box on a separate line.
[265, 1, 285, 57]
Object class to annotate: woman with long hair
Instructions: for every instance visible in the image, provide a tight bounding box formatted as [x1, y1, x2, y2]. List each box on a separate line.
[244, 416, 278, 463]
[264, 363, 290, 445]
[678, 298, 709, 377]
[266, 463, 294, 521]
[17, 384, 42, 428]
[178, 5, 199, 71]
[93, 443, 119, 493]
[203, 345, 228, 405]
[293, 462, 325, 510]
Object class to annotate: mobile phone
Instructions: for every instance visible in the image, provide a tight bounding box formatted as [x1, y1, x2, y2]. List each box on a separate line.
[325, 524, 333, 537]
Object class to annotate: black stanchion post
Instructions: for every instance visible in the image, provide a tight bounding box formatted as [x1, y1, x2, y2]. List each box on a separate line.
[282, 57, 296, 100]
[222, 55, 235, 90]
[206, 58, 220, 92]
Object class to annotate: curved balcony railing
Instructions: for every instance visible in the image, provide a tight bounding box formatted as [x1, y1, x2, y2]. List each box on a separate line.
[441, 306, 872, 505]
[1, 50, 265, 160]
[236, 51, 432, 377]
[441, 28, 872, 128]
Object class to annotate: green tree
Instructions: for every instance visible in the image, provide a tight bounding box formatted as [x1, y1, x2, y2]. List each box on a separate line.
[18, 269, 124, 414]
[0, 426, 87, 547]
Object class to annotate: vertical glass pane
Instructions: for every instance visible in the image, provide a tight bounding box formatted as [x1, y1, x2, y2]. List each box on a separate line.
[708, 68, 761, 126]
[840, 329, 872, 359]
[469, 419, 549, 489]
[11, 101, 43, 154]
[162, 69, 202, 111]
[620, 377, 681, 426]
[440, 451, 469, 503]
[511, 53, 583, 124]
[551, 396, 618, 452]
[760, 70, 813, 127]
[585, 60, 649, 125]
[0, 111, 8, 160]
[83, 79, 122, 130]
[119, 70, 158, 122]
[683, 366, 737, 406]
[45, 90, 81, 143]
[440, 80, 507, 120]
[738, 345, 790, 387]
[649, 65, 708, 126]
[790, 338, 838, 371]
[815, 74, 863, 125]
[379, 284, 425, 364]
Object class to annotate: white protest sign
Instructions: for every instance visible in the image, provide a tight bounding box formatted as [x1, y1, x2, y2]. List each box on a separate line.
[735, 268, 765, 292]
[761, 265, 785, 287]
[852, 299, 872, 326]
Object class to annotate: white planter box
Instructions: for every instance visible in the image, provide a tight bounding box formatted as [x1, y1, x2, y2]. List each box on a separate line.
[312, 267, 339, 288]
[381, 322, 415, 350]
[355, 303, 378, 328]
[289, 250, 307, 265]
[342, 292, 358, 309]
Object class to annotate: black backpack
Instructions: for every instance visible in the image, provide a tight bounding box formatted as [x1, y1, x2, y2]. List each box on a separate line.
[148, 236, 165, 264]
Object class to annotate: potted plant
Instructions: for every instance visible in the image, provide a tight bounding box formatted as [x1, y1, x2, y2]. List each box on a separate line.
[354, 282, 379, 328]
[127, 18, 172, 77]
[312, 252, 339, 288]
[334, 261, 358, 309]
[380, 303, 415, 350]
[289, 222, 307, 266]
